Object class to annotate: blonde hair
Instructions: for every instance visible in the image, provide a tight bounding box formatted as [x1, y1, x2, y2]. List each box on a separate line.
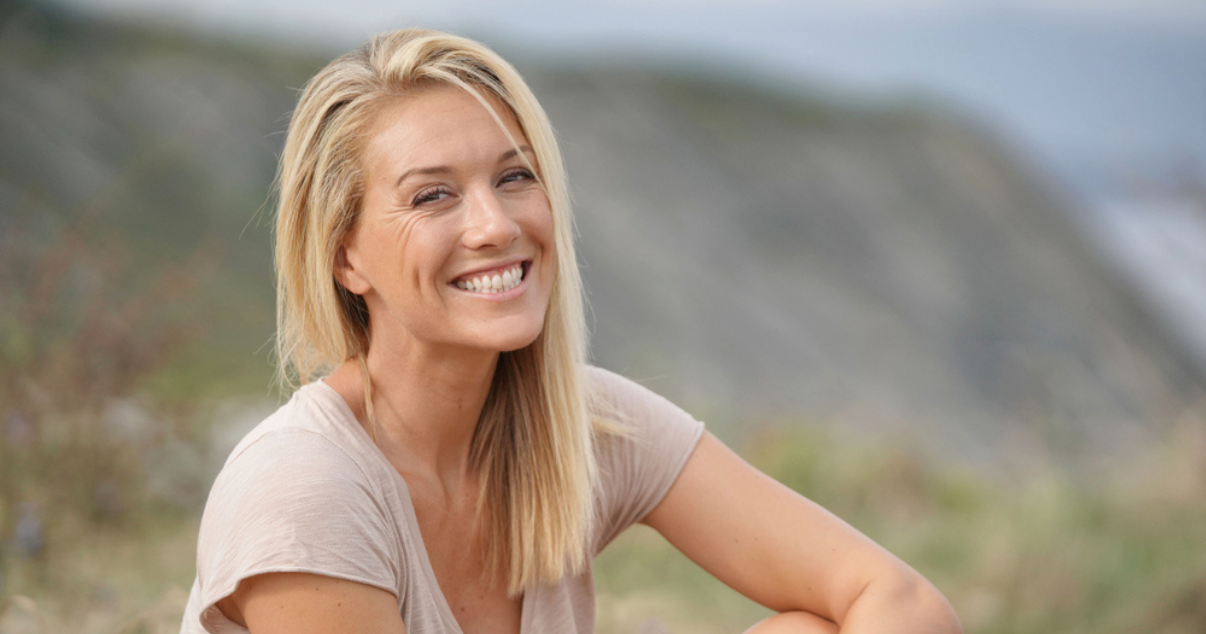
[274, 29, 599, 594]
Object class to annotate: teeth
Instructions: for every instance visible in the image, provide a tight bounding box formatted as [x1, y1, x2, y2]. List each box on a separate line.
[455, 263, 524, 294]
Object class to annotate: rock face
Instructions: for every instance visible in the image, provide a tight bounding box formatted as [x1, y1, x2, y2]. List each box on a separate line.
[531, 70, 1203, 457]
[1, 5, 1200, 462]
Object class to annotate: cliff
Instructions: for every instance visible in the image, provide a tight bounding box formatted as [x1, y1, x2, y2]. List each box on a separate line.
[1, 3, 1200, 464]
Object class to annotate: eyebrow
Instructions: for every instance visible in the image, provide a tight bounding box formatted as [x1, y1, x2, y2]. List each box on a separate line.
[394, 145, 536, 189]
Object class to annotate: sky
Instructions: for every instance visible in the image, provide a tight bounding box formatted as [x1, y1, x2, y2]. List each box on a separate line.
[51, 0, 1206, 204]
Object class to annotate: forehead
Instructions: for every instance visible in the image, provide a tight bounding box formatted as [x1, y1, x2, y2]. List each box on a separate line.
[361, 84, 528, 179]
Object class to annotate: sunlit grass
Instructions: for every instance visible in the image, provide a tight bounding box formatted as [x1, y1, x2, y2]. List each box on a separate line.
[2, 418, 1203, 633]
[594, 421, 1206, 634]
[0, 506, 195, 634]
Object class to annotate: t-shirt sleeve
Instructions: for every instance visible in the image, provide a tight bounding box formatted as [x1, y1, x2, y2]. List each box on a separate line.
[192, 427, 403, 633]
[589, 366, 706, 553]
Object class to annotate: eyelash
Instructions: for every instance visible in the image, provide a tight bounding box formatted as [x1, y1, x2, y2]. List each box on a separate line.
[412, 186, 452, 207]
[410, 168, 536, 207]
[499, 167, 535, 184]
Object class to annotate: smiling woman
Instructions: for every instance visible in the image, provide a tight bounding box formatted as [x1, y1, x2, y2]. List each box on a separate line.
[337, 87, 556, 356]
[179, 28, 961, 634]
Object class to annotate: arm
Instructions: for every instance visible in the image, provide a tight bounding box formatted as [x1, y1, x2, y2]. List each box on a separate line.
[643, 432, 962, 634]
[217, 572, 407, 634]
[193, 426, 408, 633]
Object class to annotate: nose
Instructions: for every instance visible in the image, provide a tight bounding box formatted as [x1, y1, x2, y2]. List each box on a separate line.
[462, 187, 521, 250]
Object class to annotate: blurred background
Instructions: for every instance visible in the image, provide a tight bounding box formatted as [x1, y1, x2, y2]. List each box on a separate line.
[1, 0, 1204, 632]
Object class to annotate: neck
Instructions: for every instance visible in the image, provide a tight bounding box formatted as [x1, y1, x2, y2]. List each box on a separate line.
[328, 338, 499, 484]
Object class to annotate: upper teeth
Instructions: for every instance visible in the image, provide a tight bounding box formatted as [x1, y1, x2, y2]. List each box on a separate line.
[455, 263, 524, 294]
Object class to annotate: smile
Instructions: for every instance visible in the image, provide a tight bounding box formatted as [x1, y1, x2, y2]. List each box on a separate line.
[452, 262, 526, 294]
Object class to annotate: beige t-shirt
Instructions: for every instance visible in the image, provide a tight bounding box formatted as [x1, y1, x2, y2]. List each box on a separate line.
[180, 366, 705, 634]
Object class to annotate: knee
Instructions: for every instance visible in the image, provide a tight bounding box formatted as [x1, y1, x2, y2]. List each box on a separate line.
[742, 611, 839, 634]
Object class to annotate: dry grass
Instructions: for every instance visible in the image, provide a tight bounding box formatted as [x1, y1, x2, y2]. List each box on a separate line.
[595, 416, 1206, 634]
[3, 415, 1204, 633]
[0, 510, 195, 634]
[0, 221, 213, 634]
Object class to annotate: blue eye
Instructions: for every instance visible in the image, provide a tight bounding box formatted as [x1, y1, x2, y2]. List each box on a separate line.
[412, 186, 452, 206]
[499, 167, 535, 185]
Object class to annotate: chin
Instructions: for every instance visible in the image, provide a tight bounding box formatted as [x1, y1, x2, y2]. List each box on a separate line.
[455, 317, 545, 355]
[492, 328, 545, 354]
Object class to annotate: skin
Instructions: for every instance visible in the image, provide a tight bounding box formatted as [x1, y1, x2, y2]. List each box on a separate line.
[218, 84, 962, 634]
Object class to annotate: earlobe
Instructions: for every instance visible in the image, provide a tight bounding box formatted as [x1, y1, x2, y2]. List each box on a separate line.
[334, 244, 372, 295]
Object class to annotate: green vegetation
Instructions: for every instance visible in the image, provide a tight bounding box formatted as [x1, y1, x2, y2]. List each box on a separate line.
[595, 423, 1206, 634]
[3, 404, 1203, 632]
[0, 507, 195, 634]
[0, 223, 212, 634]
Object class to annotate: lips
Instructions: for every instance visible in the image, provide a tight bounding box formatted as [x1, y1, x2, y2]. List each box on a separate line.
[452, 261, 526, 294]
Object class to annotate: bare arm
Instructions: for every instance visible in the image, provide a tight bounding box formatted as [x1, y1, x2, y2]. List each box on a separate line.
[643, 432, 961, 634]
[217, 572, 407, 634]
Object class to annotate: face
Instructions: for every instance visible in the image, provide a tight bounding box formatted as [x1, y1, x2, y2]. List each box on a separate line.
[336, 84, 556, 357]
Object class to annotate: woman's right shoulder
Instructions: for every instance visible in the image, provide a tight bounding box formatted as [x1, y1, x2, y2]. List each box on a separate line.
[198, 380, 397, 545]
[201, 380, 391, 528]
[218, 381, 368, 472]
[192, 381, 405, 628]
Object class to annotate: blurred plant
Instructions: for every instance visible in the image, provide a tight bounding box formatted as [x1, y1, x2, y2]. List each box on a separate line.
[0, 212, 215, 585]
[0, 595, 51, 633]
[595, 412, 1206, 634]
[748, 418, 1206, 634]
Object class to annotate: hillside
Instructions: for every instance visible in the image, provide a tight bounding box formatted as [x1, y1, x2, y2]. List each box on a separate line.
[1, 3, 1201, 466]
[534, 69, 1204, 461]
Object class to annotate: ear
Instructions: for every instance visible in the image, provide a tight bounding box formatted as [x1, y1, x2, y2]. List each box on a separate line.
[334, 240, 373, 296]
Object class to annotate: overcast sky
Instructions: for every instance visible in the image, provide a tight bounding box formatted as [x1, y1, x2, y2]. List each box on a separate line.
[53, 0, 1206, 202]
[55, 0, 1206, 35]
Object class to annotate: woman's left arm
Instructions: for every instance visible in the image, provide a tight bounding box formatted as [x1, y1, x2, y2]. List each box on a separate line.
[642, 432, 962, 634]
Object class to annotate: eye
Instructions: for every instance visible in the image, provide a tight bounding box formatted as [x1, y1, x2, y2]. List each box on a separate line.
[498, 167, 536, 186]
[412, 186, 453, 206]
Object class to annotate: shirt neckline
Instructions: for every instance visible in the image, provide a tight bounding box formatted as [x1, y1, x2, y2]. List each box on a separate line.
[309, 378, 534, 634]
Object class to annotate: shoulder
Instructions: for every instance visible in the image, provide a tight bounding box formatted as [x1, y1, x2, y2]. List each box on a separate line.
[203, 383, 390, 518]
[220, 381, 372, 472]
[193, 382, 405, 623]
[585, 365, 700, 428]
[202, 381, 397, 536]
[585, 365, 707, 551]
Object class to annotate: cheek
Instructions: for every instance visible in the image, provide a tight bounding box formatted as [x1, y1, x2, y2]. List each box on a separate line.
[527, 200, 556, 249]
[399, 216, 462, 286]
[538, 209, 557, 269]
[352, 215, 431, 288]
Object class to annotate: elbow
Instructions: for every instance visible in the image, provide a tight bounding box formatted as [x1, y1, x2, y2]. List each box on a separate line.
[879, 571, 963, 634]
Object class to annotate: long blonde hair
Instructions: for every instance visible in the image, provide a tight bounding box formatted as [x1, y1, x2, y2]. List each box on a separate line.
[273, 29, 598, 594]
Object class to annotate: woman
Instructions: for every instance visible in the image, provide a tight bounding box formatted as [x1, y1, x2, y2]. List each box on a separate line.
[181, 29, 961, 634]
